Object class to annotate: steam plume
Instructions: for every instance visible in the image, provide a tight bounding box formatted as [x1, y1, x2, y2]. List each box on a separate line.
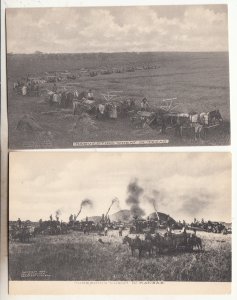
[126, 178, 145, 217]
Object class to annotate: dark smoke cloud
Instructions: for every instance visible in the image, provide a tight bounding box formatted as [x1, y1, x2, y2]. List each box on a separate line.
[80, 198, 93, 209]
[178, 192, 211, 215]
[126, 178, 145, 217]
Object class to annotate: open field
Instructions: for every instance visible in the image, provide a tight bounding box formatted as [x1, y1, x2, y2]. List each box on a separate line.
[7, 52, 230, 148]
[9, 230, 231, 282]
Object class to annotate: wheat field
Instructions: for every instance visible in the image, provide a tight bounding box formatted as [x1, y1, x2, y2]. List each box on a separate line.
[9, 230, 231, 282]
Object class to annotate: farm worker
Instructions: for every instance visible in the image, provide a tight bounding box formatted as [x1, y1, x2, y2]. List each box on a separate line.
[167, 226, 172, 237]
[13, 82, 18, 90]
[141, 98, 149, 111]
[98, 104, 105, 115]
[73, 99, 80, 115]
[52, 83, 57, 93]
[17, 218, 22, 228]
[52, 93, 58, 103]
[110, 104, 117, 119]
[73, 90, 79, 98]
[35, 83, 39, 97]
[104, 226, 108, 236]
[119, 227, 123, 237]
[22, 85, 27, 96]
[130, 99, 136, 110]
[181, 226, 187, 235]
[61, 90, 67, 108]
[87, 89, 94, 100]
[50, 214, 53, 221]
[161, 115, 167, 134]
[167, 215, 172, 227]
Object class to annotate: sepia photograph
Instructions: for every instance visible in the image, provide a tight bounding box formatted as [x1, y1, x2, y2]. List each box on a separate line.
[9, 152, 231, 286]
[6, 5, 230, 149]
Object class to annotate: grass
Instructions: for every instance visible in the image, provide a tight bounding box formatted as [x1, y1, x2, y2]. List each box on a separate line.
[7, 52, 230, 149]
[9, 230, 231, 281]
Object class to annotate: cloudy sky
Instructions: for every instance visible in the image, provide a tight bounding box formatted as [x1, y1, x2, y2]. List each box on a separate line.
[9, 152, 231, 223]
[6, 5, 228, 53]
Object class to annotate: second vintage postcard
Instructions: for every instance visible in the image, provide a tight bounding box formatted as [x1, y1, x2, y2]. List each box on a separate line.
[8, 152, 231, 294]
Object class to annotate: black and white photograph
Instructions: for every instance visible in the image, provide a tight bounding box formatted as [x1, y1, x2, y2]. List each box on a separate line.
[6, 5, 230, 149]
[9, 152, 231, 286]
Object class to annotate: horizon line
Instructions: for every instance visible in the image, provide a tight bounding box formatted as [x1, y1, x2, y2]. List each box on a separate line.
[7, 50, 229, 55]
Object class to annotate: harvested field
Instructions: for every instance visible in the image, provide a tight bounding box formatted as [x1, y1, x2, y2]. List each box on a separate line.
[7, 52, 230, 148]
[9, 230, 231, 282]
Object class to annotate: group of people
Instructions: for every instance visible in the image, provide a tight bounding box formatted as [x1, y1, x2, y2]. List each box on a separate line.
[96, 98, 137, 120]
[13, 78, 40, 97]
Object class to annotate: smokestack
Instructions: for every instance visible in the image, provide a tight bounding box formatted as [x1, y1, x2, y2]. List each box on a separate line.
[152, 199, 160, 225]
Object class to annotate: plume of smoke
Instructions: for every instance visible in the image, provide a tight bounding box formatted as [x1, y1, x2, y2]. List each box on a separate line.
[145, 189, 167, 210]
[106, 197, 119, 216]
[55, 209, 61, 218]
[81, 198, 93, 209]
[76, 198, 93, 219]
[126, 178, 145, 217]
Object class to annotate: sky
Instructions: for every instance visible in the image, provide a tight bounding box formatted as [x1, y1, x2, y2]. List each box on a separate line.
[6, 5, 228, 53]
[9, 152, 231, 223]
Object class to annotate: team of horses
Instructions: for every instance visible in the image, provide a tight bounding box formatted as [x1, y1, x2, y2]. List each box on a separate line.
[9, 225, 35, 243]
[123, 232, 202, 258]
[154, 109, 223, 141]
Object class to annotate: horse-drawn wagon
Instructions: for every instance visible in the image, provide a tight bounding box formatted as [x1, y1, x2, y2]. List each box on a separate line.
[158, 109, 223, 140]
[9, 224, 34, 243]
[123, 231, 202, 258]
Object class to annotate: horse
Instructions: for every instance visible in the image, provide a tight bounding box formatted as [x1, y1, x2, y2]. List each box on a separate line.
[144, 232, 163, 256]
[208, 109, 223, 125]
[11, 227, 32, 243]
[192, 123, 204, 141]
[189, 235, 203, 251]
[83, 226, 90, 235]
[123, 235, 153, 258]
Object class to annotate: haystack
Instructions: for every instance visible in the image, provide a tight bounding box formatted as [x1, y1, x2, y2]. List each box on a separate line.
[16, 114, 43, 132]
[73, 113, 98, 135]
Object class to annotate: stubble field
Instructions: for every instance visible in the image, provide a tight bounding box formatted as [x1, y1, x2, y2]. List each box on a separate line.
[7, 52, 230, 148]
[9, 230, 231, 282]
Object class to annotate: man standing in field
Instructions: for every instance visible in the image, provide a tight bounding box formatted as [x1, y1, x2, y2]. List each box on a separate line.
[52, 83, 57, 93]
[22, 84, 27, 96]
[17, 218, 22, 228]
[87, 89, 94, 100]
[104, 226, 108, 236]
[141, 98, 149, 111]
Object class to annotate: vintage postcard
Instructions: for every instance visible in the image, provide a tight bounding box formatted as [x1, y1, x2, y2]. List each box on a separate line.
[6, 4, 230, 149]
[9, 152, 231, 294]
